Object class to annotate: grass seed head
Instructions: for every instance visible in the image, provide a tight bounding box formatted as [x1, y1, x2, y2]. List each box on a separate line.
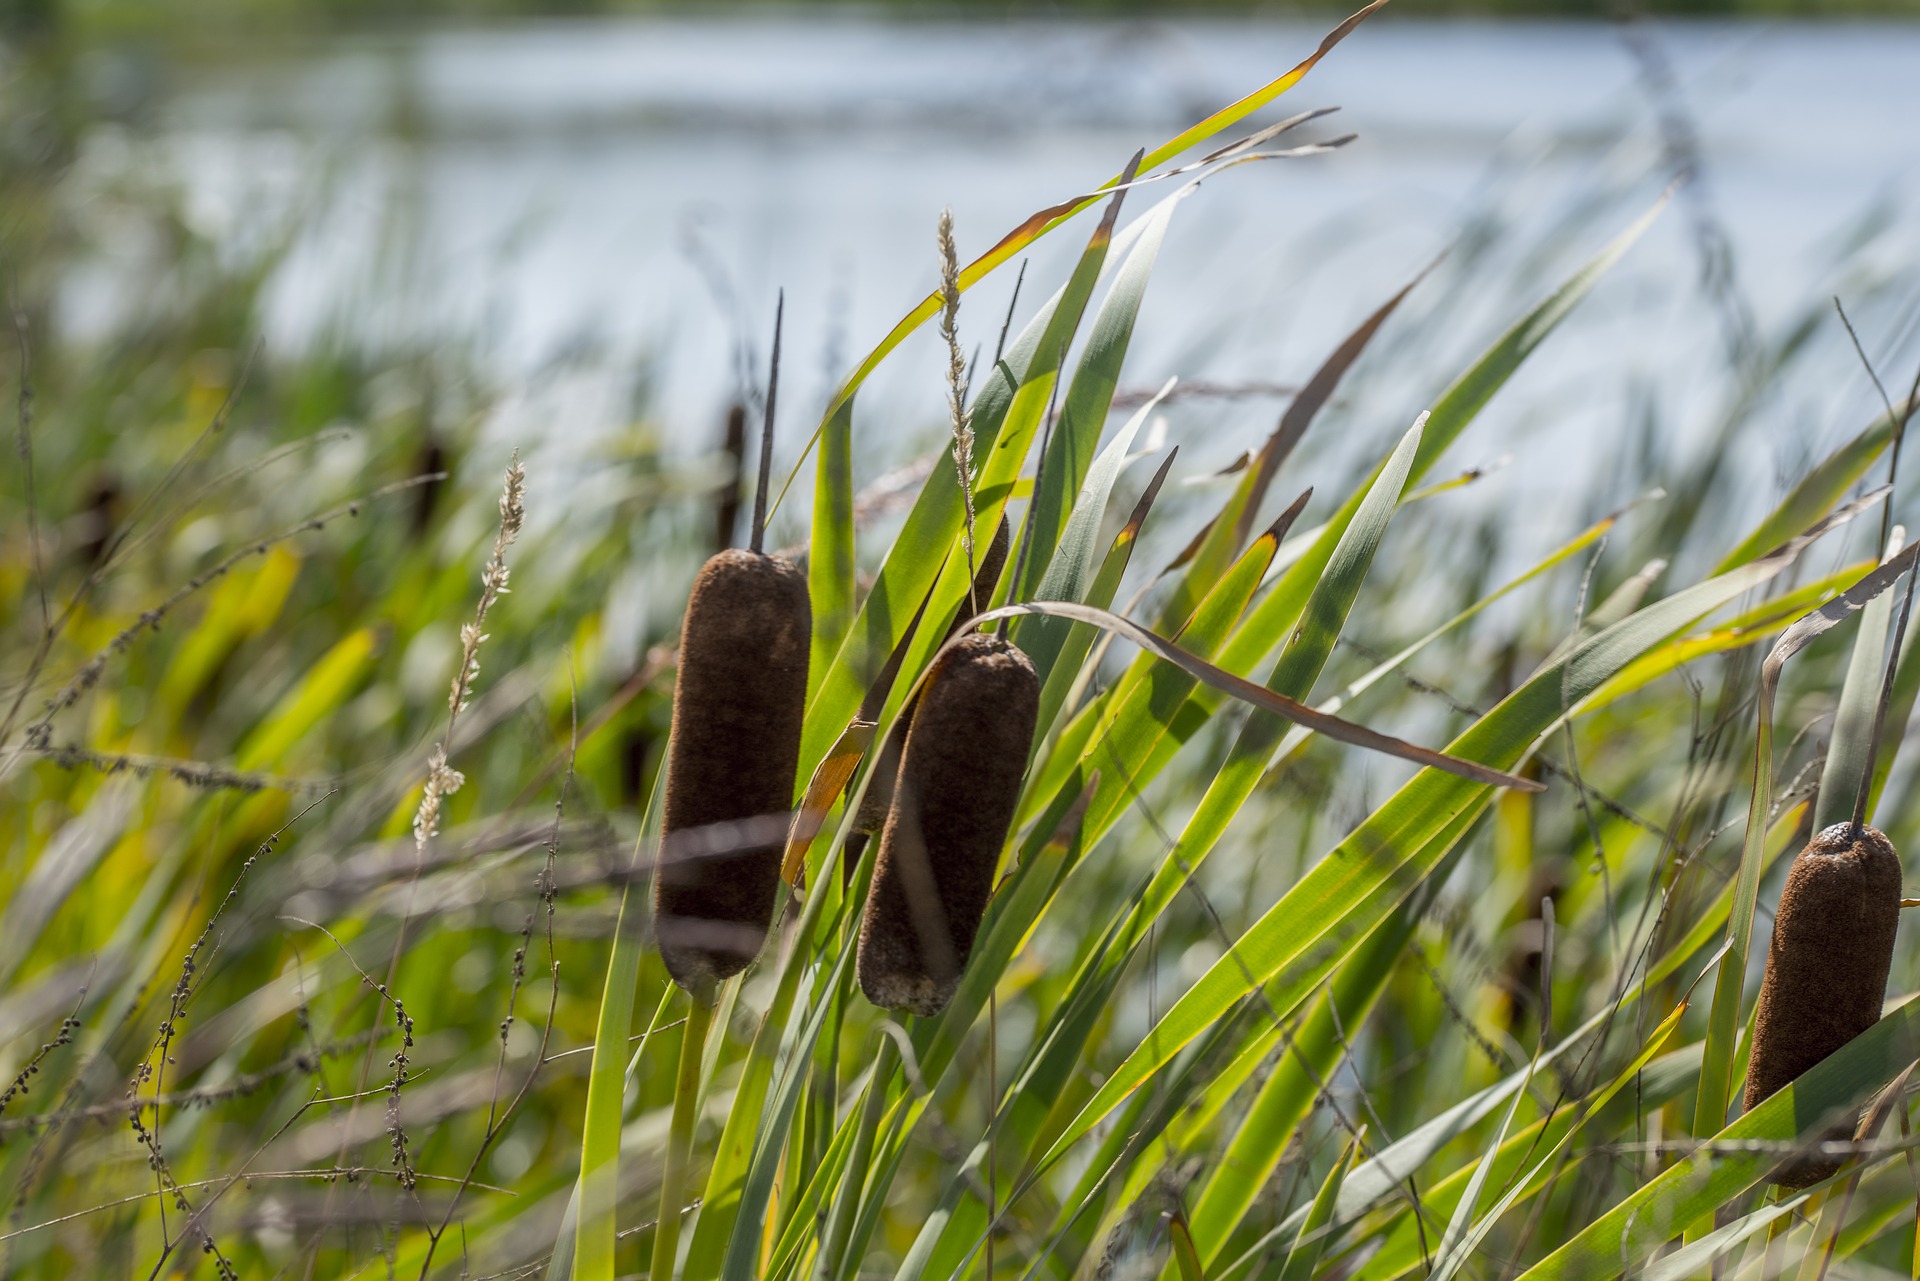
[655, 547, 811, 988]
[857, 631, 1038, 1017]
[1743, 821, 1902, 1188]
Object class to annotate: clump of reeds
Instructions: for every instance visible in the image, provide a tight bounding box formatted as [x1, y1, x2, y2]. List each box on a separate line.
[654, 299, 811, 989]
[857, 631, 1038, 1017]
[1743, 821, 1902, 1187]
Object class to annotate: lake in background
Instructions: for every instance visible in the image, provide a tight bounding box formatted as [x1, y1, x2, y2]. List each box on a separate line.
[59, 13, 1920, 577]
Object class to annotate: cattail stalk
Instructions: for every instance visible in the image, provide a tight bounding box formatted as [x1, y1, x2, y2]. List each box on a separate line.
[650, 988, 714, 1281]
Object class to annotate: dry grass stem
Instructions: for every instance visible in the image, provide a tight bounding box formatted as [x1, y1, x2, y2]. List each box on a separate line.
[414, 454, 527, 855]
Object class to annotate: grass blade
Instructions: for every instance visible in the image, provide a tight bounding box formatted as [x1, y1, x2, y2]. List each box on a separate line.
[1033, 503, 1860, 1176]
[1813, 526, 1905, 829]
[1518, 995, 1920, 1281]
[809, 396, 857, 700]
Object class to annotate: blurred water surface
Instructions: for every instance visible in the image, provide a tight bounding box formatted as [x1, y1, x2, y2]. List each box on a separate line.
[64, 14, 1920, 548]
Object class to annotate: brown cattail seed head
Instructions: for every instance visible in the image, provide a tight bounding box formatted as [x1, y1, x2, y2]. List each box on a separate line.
[655, 548, 811, 988]
[858, 632, 1038, 1017]
[1744, 822, 1902, 1188]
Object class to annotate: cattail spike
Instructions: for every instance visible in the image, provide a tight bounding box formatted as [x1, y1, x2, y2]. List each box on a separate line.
[858, 633, 1039, 1017]
[655, 547, 810, 987]
[751, 291, 783, 554]
[1744, 822, 1902, 1188]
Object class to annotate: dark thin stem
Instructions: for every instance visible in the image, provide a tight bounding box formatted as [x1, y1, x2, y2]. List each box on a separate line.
[1000, 348, 1062, 639]
[1834, 297, 1905, 553]
[993, 259, 1027, 370]
[751, 290, 784, 555]
[1852, 559, 1917, 835]
[11, 290, 48, 635]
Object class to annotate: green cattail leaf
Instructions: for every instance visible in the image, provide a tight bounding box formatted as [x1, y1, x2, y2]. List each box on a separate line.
[1430, 1032, 1541, 1281]
[999, 194, 1668, 946]
[808, 394, 857, 702]
[1013, 374, 1175, 683]
[1275, 1129, 1363, 1281]
[1637, 1197, 1812, 1281]
[782, 2, 1384, 482]
[1577, 558, 1877, 714]
[1186, 900, 1415, 1263]
[1218, 801, 1801, 1281]
[1714, 394, 1915, 574]
[1814, 526, 1905, 830]
[1267, 506, 1627, 774]
[1292, 1042, 1704, 1281]
[1031, 447, 1178, 744]
[707, 814, 874, 1279]
[1031, 498, 1863, 1178]
[1016, 194, 1181, 603]
[1515, 994, 1920, 1281]
[1156, 262, 1430, 634]
[1867, 578, 1920, 817]
[1432, 998, 1689, 1281]
[1216, 195, 1667, 685]
[1169, 1211, 1206, 1281]
[1007, 504, 1286, 846]
[684, 777, 864, 1278]
[1099, 417, 1425, 972]
[1005, 1004, 1262, 1281]
[798, 171, 1149, 791]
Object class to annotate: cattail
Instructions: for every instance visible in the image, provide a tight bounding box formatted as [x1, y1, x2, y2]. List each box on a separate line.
[1743, 821, 1902, 1187]
[654, 548, 811, 988]
[846, 516, 1011, 870]
[857, 631, 1038, 1017]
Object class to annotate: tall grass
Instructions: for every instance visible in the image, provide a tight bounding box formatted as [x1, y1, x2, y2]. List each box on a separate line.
[4, 9, 1920, 1280]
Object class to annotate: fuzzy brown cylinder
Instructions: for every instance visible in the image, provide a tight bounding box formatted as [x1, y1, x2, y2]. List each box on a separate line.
[857, 632, 1038, 1017]
[849, 517, 1011, 844]
[655, 548, 811, 988]
[1743, 822, 1902, 1188]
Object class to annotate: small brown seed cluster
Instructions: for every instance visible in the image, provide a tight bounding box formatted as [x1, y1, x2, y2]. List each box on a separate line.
[655, 548, 811, 988]
[1744, 821, 1902, 1188]
[858, 632, 1038, 1017]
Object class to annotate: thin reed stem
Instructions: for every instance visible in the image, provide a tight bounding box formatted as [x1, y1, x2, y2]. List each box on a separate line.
[651, 984, 714, 1281]
[752, 291, 783, 554]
